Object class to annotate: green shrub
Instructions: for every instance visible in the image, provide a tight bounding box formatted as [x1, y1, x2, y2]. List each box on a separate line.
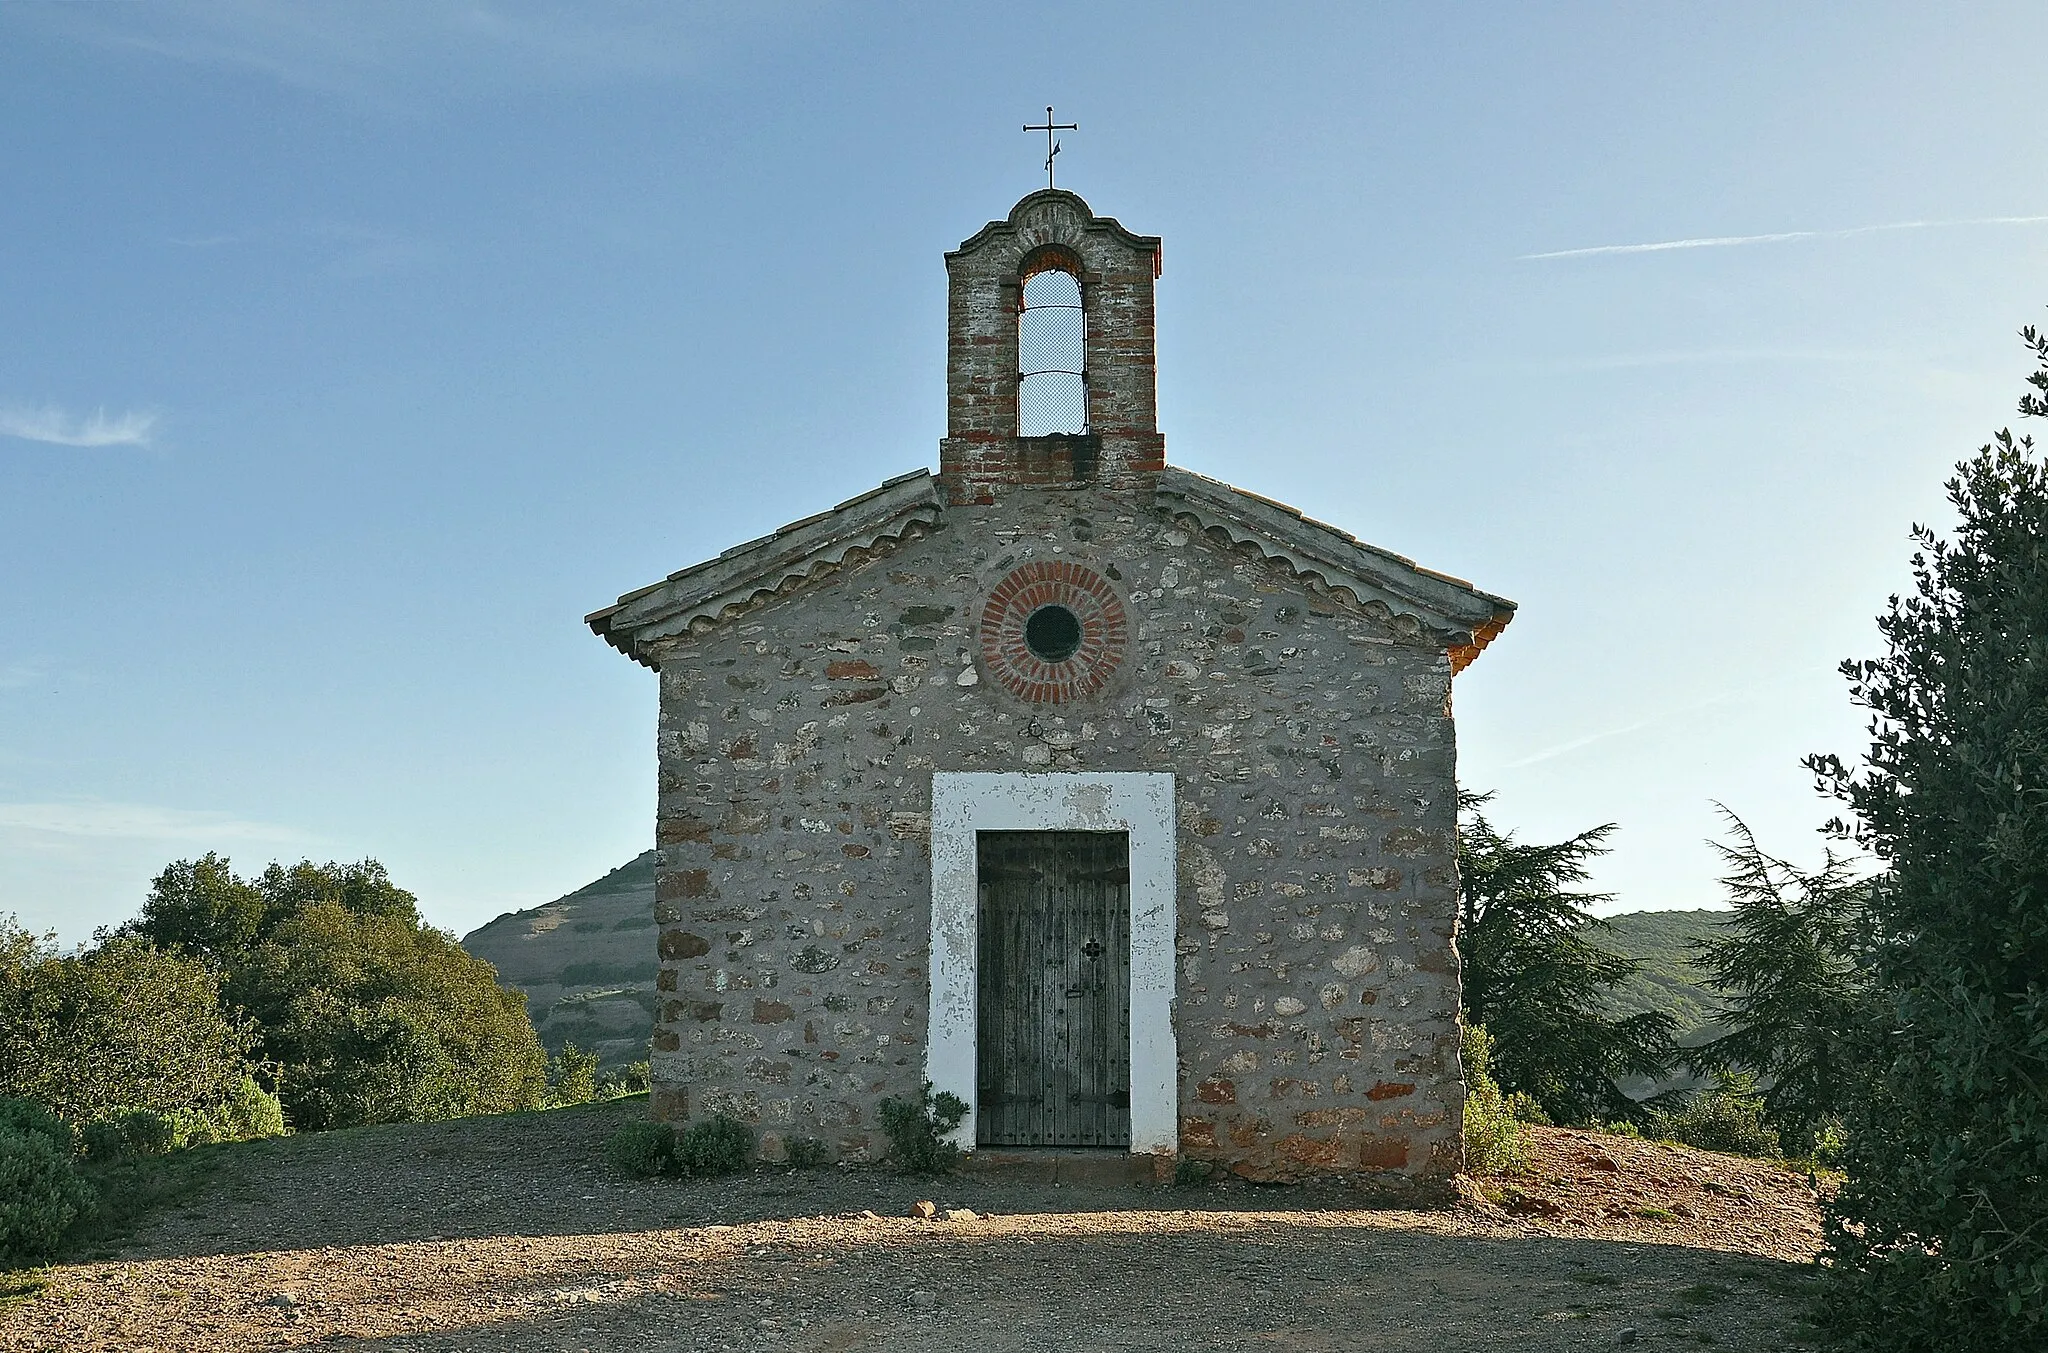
[605, 1119, 676, 1178]
[0, 1098, 73, 1154]
[543, 1044, 600, 1108]
[1460, 1025, 1527, 1175]
[676, 1115, 752, 1176]
[0, 930, 257, 1125]
[0, 1129, 95, 1269]
[878, 1081, 968, 1175]
[784, 1136, 829, 1169]
[171, 1110, 222, 1148]
[1645, 1074, 1781, 1158]
[214, 1076, 287, 1140]
[81, 1110, 178, 1162]
[598, 1061, 651, 1098]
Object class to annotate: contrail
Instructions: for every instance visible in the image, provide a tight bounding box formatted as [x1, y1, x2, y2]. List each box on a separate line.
[1521, 214, 2048, 261]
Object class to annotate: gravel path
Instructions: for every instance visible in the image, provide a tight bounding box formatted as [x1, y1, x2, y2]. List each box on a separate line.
[1, 1099, 1824, 1352]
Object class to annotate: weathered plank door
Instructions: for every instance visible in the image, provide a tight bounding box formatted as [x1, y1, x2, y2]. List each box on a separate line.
[976, 830, 1131, 1147]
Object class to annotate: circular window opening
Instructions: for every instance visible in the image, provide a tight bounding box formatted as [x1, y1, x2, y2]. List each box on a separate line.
[1024, 604, 1084, 663]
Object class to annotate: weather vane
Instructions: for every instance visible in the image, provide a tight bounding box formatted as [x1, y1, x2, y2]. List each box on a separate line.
[1023, 106, 1077, 189]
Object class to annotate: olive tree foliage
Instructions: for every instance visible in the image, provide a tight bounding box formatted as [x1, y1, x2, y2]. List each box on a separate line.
[1456, 795, 1675, 1125]
[1689, 809, 1873, 1156]
[130, 854, 419, 961]
[0, 915, 259, 1124]
[133, 857, 546, 1132]
[1802, 325, 2048, 1350]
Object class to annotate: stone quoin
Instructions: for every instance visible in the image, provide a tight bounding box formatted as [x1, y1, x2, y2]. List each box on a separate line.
[587, 188, 1516, 1181]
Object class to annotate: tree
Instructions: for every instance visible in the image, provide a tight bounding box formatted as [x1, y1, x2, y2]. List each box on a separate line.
[1689, 809, 1873, 1156]
[1457, 795, 1675, 1124]
[227, 896, 546, 1131]
[130, 853, 269, 965]
[131, 856, 546, 1131]
[0, 918, 259, 1124]
[1804, 324, 2048, 1350]
[131, 853, 418, 963]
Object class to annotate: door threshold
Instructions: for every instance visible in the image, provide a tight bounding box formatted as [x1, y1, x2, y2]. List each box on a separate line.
[962, 1148, 1167, 1185]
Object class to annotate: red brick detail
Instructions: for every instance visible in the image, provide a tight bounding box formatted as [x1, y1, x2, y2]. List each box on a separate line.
[977, 560, 1128, 703]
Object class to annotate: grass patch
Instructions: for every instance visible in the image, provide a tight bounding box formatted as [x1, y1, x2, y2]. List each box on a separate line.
[1633, 1205, 1681, 1222]
[0, 1272, 48, 1312]
[1567, 1269, 1620, 1287]
[1678, 1281, 1732, 1306]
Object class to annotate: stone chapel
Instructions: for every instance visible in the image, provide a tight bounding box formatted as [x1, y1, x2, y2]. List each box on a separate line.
[587, 189, 1515, 1181]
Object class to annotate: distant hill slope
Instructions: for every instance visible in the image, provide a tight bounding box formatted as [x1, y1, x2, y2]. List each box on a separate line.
[460, 852, 658, 1066]
[1597, 909, 1729, 1040]
[461, 857, 1732, 1070]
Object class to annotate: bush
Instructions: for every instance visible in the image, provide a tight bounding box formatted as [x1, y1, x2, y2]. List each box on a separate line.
[879, 1081, 968, 1175]
[0, 1129, 95, 1269]
[0, 931, 258, 1125]
[598, 1061, 651, 1098]
[604, 1114, 751, 1177]
[80, 1110, 178, 1162]
[784, 1136, 829, 1169]
[1645, 1074, 1782, 1158]
[172, 1110, 223, 1148]
[214, 1076, 287, 1141]
[676, 1115, 752, 1176]
[1461, 1025, 1527, 1176]
[543, 1044, 600, 1108]
[0, 1097, 73, 1154]
[606, 1119, 676, 1178]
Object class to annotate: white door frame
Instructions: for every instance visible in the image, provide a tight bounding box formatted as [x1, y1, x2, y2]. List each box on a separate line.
[927, 771, 1178, 1155]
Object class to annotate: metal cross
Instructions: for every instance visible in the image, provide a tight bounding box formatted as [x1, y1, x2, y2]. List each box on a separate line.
[1022, 106, 1077, 189]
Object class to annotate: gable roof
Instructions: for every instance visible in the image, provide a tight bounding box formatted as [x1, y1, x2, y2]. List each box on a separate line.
[1153, 467, 1514, 673]
[586, 470, 944, 666]
[588, 468, 1514, 672]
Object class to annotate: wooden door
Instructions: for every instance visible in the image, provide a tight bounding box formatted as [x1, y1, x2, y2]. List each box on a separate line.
[975, 830, 1131, 1147]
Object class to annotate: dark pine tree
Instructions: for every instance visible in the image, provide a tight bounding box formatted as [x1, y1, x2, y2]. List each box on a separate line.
[1689, 807, 1872, 1156]
[1457, 795, 1675, 1125]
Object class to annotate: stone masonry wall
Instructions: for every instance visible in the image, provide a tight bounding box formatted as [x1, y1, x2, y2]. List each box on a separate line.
[642, 488, 1466, 1179]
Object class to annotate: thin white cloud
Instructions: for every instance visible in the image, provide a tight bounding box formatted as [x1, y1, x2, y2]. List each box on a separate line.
[1538, 347, 1891, 371]
[19, 1, 812, 107]
[0, 404, 158, 449]
[0, 662, 45, 692]
[1522, 214, 2048, 261]
[1498, 719, 1654, 770]
[0, 799, 311, 846]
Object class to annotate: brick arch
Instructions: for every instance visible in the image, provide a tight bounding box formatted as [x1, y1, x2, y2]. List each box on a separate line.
[1016, 242, 1087, 287]
[977, 560, 1129, 702]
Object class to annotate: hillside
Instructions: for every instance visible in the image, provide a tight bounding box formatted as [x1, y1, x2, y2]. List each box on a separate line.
[1599, 908, 1728, 1039]
[459, 852, 658, 1066]
[460, 859, 1732, 1070]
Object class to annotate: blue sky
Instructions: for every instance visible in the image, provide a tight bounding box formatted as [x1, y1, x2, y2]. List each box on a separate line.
[4, 2, 2046, 942]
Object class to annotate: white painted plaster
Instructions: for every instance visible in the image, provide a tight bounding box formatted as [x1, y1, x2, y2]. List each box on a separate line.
[927, 771, 1178, 1155]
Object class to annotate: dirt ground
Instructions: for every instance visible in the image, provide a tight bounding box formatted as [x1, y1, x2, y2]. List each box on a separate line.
[1, 1099, 1826, 1353]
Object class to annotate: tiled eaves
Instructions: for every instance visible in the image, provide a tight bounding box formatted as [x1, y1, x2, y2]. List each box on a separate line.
[586, 469, 942, 668]
[1155, 466, 1516, 672]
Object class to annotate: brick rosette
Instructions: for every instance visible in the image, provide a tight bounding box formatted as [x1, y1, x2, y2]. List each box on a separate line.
[978, 560, 1128, 703]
